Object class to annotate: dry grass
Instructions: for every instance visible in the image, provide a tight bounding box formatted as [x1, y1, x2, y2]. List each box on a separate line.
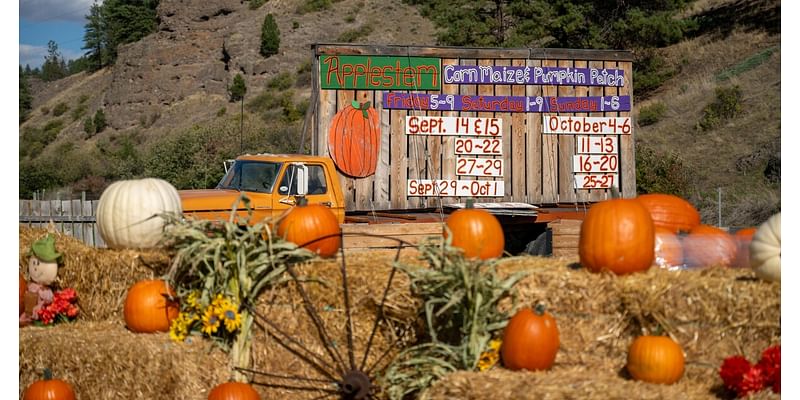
[19, 226, 779, 400]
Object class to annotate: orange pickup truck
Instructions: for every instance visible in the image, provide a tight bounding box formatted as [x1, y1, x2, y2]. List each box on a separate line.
[179, 153, 589, 255]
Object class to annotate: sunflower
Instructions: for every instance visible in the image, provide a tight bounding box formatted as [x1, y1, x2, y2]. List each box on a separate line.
[201, 307, 221, 335]
[185, 291, 201, 311]
[211, 294, 234, 314]
[220, 304, 242, 333]
[169, 313, 191, 342]
[477, 338, 503, 371]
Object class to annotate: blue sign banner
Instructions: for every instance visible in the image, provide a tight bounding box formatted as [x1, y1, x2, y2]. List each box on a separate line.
[382, 92, 631, 113]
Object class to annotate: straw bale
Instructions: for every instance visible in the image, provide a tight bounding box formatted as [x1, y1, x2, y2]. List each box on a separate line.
[19, 320, 230, 400]
[20, 226, 171, 321]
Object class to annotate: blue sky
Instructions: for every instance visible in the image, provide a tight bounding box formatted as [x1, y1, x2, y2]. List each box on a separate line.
[19, 0, 96, 68]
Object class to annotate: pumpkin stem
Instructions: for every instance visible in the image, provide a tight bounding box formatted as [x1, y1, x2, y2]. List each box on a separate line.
[533, 303, 546, 316]
[350, 100, 360, 109]
[43, 368, 52, 380]
[296, 196, 309, 207]
[610, 186, 621, 199]
[465, 198, 475, 209]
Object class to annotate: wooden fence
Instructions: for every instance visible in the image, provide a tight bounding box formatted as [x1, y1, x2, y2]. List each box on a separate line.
[19, 199, 105, 248]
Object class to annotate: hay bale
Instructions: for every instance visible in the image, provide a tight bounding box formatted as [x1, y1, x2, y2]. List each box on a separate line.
[20, 226, 171, 321]
[19, 320, 230, 400]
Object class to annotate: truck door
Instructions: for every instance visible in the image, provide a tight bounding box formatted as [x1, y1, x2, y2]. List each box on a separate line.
[272, 163, 343, 222]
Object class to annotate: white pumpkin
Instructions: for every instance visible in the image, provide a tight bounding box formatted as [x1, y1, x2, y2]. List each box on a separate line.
[750, 212, 780, 282]
[97, 178, 182, 249]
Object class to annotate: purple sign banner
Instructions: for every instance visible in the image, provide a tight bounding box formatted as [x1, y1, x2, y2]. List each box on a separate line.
[382, 92, 631, 113]
[443, 65, 625, 87]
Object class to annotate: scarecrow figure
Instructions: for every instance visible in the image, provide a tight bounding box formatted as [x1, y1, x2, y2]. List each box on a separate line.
[20, 234, 63, 326]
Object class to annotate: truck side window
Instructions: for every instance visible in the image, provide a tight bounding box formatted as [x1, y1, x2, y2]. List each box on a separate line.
[278, 164, 328, 195]
[217, 161, 281, 193]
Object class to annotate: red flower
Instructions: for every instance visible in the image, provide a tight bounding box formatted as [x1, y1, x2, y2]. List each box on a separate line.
[737, 366, 765, 397]
[756, 345, 780, 393]
[720, 355, 751, 391]
[771, 365, 780, 393]
[57, 288, 77, 302]
[66, 305, 79, 318]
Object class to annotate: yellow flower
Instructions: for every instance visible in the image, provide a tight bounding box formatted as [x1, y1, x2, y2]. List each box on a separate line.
[477, 338, 503, 371]
[488, 338, 502, 351]
[185, 291, 201, 311]
[221, 305, 242, 333]
[201, 307, 221, 335]
[169, 312, 190, 342]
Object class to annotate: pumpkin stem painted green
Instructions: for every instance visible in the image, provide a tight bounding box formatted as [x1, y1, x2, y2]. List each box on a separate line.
[350, 100, 360, 109]
[534, 303, 546, 316]
[296, 196, 309, 207]
[465, 198, 475, 209]
[610, 186, 621, 199]
[43, 368, 53, 380]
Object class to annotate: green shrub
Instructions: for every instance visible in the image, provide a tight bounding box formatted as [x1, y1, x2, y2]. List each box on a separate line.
[337, 24, 373, 43]
[296, 60, 313, 87]
[633, 51, 676, 99]
[292, 21, 299, 29]
[84, 117, 95, 137]
[229, 74, 247, 102]
[52, 102, 69, 117]
[268, 72, 294, 91]
[698, 85, 742, 131]
[635, 141, 691, 196]
[246, 91, 282, 114]
[93, 109, 107, 133]
[78, 94, 90, 104]
[217, 107, 227, 117]
[296, 0, 331, 14]
[249, 0, 267, 9]
[638, 102, 667, 126]
[41, 107, 50, 115]
[260, 14, 280, 57]
[71, 104, 88, 121]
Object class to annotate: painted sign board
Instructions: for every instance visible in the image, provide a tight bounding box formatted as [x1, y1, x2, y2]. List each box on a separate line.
[576, 136, 619, 154]
[543, 116, 632, 135]
[574, 173, 619, 189]
[405, 116, 502, 136]
[454, 138, 503, 155]
[384, 92, 630, 113]
[573, 154, 619, 173]
[407, 179, 505, 197]
[320, 55, 441, 90]
[443, 65, 624, 87]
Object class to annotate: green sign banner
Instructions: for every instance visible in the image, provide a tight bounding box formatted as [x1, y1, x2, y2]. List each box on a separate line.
[320, 55, 441, 90]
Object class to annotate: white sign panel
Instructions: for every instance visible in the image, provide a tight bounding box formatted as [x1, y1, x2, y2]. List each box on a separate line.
[407, 179, 505, 197]
[573, 154, 619, 173]
[406, 116, 502, 136]
[576, 136, 618, 154]
[454, 138, 503, 155]
[543, 116, 632, 135]
[574, 173, 619, 189]
[456, 157, 504, 177]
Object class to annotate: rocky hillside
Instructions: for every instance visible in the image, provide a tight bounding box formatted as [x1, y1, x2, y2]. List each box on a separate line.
[22, 0, 438, 141]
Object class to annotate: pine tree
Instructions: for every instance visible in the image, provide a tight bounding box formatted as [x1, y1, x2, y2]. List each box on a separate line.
[41, 41, 67, 82]
[83, 2, 108, 71]
[229, 74, 247, 102]
[93, 109, 107, 133]
[260, 13, 280, 57]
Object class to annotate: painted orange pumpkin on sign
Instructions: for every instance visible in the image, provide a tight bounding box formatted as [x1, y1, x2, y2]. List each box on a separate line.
[328, 100, 380, 178]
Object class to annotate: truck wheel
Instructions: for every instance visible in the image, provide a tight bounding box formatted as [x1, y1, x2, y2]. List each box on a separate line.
[524, 230, 551, 256]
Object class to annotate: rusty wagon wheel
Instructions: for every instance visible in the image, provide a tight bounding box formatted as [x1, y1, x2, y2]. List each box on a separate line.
[237, 232, 423, 400]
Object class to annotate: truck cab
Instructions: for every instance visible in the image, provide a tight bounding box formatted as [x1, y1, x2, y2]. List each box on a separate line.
[179, 154, 346, 224]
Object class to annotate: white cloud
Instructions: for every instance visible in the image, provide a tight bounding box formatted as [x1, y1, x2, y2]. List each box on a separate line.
[19, 0, 99, 23]
[20, 43, 84, 68]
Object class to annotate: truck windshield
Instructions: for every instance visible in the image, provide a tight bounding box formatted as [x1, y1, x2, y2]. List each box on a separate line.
[216, 161, 282, 193]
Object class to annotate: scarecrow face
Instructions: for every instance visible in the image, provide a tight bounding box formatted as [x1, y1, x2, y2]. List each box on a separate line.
[28, 256, 58, 286]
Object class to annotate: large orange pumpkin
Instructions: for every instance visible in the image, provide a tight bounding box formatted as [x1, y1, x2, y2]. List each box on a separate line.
[23, 369, 76, 400]
[20, 271, 27, 315]
[683, 224, 737, 268]
[445, 200, 505, 260]
[636, 193, 701, 234]
[124, 279, 180, 333]
[579, 198, 655, 275]
[501, 304, 560, 371]
[732, 227, 757, 268]
[277, 197, 341, 258]
[653, 227, 684, 270]
[208, 382, 261, 400]
[627, 335, 685, 384]
[328, 100, 380, 178]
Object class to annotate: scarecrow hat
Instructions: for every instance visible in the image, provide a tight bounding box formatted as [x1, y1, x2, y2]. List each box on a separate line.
[29, 234, 62, 263]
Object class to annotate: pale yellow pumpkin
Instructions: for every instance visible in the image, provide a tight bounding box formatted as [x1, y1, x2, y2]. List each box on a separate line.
[97, 178, 182, 249]
[750, 212, 780, 282]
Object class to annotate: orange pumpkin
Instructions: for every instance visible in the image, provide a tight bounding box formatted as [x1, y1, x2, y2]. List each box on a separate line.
[20, 271, 27, 314]
[636, 193, 701, 234]
[683, 224, 737, 268]
[277, 197, 341, 258]
[124, 279, 180, 333]
[208, 382, 261, 400]
[579, 198, 655, 275]
[23, 369, 76, 400]
[732, 227, 757, 268]
[653, 227, 684, 270]
[501, 304, 560, 371]
[445, 199, 505, 260]
[627, 335, 685, 384]
[328, 100, 380, 178]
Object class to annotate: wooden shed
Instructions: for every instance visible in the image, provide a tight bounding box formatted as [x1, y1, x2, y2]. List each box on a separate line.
[309, 44, 635, 213]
